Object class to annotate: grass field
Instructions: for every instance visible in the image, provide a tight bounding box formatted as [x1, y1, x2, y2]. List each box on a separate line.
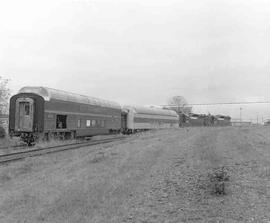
[0, 127, 270, 222]
[0, 137, 18, 148]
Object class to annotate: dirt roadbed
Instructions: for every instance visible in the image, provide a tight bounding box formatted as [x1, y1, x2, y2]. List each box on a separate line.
[1, 127, 270, 222]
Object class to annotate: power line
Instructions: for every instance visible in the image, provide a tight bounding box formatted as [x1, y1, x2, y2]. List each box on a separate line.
[163, 101, 270, 106]
[190, 101, 270, 106]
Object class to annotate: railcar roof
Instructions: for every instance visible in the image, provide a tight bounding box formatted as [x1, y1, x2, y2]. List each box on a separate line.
[123, 105, 178, 117]
[18, 86, 121, 109]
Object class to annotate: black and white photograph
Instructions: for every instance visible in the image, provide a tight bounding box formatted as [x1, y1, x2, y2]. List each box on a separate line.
[1, 0, 270, 222]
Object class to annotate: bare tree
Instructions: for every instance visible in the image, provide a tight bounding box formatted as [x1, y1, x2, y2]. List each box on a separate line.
[0, 76, 10, 114]
[166, 96, 192, 114]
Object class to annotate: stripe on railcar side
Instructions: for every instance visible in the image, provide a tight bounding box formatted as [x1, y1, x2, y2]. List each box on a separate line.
[134, 114, 178, 120]
[134, 118, 178, 123]
[45, 110, 119, 118]
[133, 122, 178, 129]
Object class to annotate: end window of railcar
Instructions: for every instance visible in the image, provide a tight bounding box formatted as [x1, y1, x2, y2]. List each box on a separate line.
[101, 120, 105, 127]
[78, 119, 81, 128]
[25, 104, 30, 116]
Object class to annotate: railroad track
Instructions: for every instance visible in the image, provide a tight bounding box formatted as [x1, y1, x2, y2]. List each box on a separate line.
[0, 136, 126, 164]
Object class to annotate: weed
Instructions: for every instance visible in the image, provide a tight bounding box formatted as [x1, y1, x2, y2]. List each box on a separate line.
[0, 173, 11, 183]
[89, 150, 107, 163]
[208, 166, 229, 195]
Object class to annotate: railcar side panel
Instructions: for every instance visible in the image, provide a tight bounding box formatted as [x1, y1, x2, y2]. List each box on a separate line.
[133, 117, 178, 129]
[43, 99, 121, 136]
[124, 107, 179, 132]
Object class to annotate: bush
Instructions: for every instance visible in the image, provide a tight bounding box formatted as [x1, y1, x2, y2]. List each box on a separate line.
[0, 126, 6, 138]
[208, 166, 229, 195]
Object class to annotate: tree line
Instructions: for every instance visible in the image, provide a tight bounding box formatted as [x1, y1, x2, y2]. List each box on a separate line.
[0, 76, 10, 115]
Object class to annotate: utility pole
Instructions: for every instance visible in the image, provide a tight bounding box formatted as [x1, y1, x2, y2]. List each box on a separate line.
[240, 107, 242, 125]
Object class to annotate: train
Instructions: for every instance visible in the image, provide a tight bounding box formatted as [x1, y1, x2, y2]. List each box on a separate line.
[122, 105, 179, 134]
[9, 86, 179, 144]
[178, 113, 231, 127]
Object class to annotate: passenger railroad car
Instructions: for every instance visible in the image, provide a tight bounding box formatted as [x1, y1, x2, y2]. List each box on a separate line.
[121, 106, 179, 134]
[9, 86, 122, 144]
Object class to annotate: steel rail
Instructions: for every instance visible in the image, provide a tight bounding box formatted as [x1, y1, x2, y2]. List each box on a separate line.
[0, 136, 126, 164]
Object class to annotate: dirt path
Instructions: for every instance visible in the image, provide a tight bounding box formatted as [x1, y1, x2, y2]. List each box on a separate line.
[0, 127, 270, 222]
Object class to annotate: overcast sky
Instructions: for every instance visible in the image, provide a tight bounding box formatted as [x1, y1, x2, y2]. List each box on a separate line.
[1, 0, 270, 122]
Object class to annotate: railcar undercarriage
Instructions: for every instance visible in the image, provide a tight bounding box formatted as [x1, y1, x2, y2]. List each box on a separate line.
[19, 132, 38, 146]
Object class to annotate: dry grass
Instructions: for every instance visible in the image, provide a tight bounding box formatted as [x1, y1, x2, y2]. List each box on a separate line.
[0, 127, 270, 222]
[34, 138, 78, 148]
[0, 137, 20, 148]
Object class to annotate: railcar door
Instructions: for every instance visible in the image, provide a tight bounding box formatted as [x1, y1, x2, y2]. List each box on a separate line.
[16, 98, 34, 132]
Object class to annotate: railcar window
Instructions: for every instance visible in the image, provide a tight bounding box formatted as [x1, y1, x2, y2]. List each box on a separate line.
[101, 120, 105, 127]
[77, 119, 81, 128]
[91, 120, 96, 127]
[86, 120, 91, 127]
[25, 104, 30, 116]
[47, 113, 54, 119]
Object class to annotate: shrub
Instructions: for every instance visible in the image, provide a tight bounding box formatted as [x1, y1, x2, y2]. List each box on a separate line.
[0, 126, 6, 138]
[209, 166, 229, 195]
